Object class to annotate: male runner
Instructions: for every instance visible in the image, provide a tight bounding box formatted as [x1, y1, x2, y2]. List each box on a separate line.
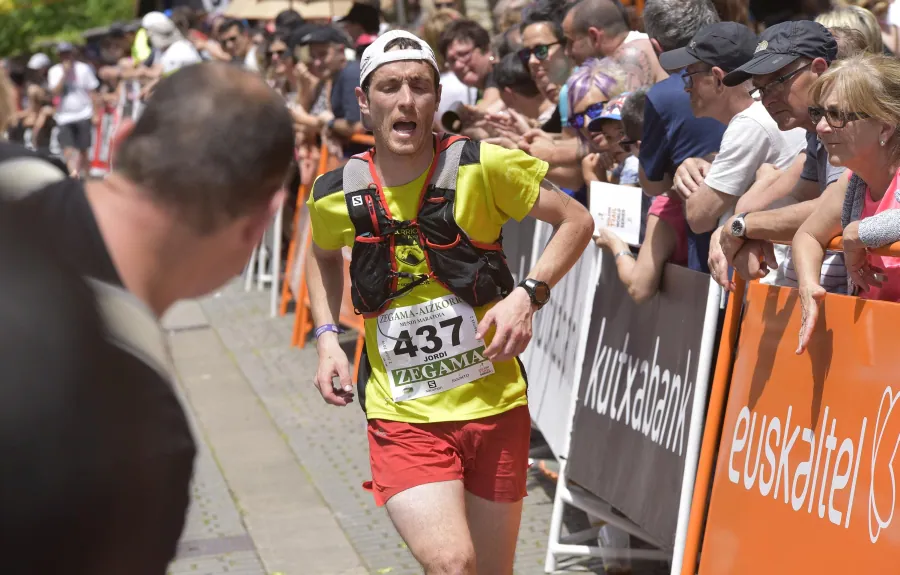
[306, 31, 593, 574]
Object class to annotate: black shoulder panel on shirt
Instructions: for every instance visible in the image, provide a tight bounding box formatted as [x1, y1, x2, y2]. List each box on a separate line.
[460, 139, 480, 166]
[312, 167, 346, 201]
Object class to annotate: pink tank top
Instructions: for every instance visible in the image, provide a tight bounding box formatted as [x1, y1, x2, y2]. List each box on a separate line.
[859, 170, 900, 302]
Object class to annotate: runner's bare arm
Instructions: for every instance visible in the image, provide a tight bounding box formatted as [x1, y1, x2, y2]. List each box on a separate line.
[307, 244, 355, 406]
[476, 179, 593, 362]
[525, 179, 596, 288]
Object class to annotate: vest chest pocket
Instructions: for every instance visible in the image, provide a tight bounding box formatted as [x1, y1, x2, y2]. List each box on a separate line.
[350, 233, 394, 314]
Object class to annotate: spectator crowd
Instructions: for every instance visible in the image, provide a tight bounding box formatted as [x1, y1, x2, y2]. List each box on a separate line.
[3, 0, 900, 571]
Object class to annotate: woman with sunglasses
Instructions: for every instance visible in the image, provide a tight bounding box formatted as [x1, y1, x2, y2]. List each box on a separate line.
[795, 55, 900, 354]
[264, 33, 298, 100]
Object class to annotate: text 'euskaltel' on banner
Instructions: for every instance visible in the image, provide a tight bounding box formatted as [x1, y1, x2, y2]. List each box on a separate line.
[681, 238, 900, 575]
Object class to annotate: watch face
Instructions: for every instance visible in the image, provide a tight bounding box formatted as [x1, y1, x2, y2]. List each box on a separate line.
[533, 282, 550, 304]
[731, 218, 744, 237]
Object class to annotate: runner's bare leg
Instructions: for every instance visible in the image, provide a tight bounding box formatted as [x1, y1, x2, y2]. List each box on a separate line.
[386, 480, 476, 574]
[465, 492, 522, 575]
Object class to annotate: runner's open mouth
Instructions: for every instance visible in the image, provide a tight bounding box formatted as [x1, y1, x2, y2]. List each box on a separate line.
[393, 121, 417, 134]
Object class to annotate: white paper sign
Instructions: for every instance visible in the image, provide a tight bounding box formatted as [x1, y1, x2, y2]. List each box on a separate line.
[589, 181, 644, 247]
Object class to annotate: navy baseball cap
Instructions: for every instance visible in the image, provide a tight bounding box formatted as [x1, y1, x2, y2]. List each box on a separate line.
[659, 22, 758, 74]
[723, 20, 837, 87]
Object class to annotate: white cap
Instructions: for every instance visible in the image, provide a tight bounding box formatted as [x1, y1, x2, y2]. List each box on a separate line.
[142, 11, 180, 49]
[27, 53, 51, 70]
[359, 30, 440, 87]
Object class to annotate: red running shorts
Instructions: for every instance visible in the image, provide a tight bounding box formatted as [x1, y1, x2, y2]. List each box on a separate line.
[364, 405, 531, 506]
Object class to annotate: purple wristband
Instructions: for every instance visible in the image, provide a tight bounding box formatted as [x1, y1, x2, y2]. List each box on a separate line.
[315, 324, 341, 339]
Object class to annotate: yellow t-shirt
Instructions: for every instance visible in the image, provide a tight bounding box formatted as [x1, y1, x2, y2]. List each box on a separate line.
[308, 141, 548, 423]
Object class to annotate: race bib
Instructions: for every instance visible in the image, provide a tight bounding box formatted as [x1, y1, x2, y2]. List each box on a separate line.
[376, 294, 495, 402]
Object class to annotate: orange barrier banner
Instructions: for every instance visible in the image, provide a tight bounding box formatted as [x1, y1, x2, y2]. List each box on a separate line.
[699, 281, 900, 573]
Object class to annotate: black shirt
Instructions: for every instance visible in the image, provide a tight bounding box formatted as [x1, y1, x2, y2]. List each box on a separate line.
[542, 105, 562, 134]
[0, 143, 196, 574]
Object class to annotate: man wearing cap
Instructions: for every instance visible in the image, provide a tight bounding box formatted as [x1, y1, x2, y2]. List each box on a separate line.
[306, 30, 593, 574]
[662, 22, 806, 237]
[297, 25, 366, 156]
[708, 21, 849, 293]
[47, 43, 99, 178]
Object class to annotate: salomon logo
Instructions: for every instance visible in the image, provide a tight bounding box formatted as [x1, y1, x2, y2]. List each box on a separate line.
[351, 196, 364, 207]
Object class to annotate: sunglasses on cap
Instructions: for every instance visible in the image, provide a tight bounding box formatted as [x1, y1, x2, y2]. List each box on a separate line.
[568, 102, 606, 131]
[517, 42, 561, 65]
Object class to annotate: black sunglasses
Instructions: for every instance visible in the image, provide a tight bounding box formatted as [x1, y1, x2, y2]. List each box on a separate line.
[267, 49, 287, 59]
[808, 106, 870, 129]
[568, 102, 606, 130]
[517, 42, 561, 65]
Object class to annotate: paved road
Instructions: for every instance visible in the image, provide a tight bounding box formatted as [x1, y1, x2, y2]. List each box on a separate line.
[163, 283, 666, 574]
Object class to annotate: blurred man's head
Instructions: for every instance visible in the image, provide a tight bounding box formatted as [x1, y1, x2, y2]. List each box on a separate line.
[357, 32, 441, 157]
[724, 20, 837, 132]
[218, 18, 250, 59]
[562, 0, 630, 66]
[659, 22, 757, 119]
[110, 63, 293, 305]
[642, 0, 719, 54]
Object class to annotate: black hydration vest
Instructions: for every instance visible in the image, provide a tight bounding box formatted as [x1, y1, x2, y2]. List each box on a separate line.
[343, 134, 515, 317]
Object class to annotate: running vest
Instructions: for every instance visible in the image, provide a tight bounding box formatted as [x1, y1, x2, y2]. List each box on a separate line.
[343, 134, 515, 317]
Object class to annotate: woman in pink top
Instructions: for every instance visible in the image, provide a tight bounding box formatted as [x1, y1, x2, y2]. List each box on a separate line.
[793, 54, 900, 354]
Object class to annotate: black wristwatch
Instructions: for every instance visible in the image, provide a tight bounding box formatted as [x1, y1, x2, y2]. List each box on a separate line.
[518, 279, 551, 309]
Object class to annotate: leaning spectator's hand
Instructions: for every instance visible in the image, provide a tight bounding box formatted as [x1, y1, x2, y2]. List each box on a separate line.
[582, 153, 613, 183]
[708, 226, 734, 291]
[719, 215, 746, 262]
[485, 136, 518, 150]
[520, 130, 555, 162]
[840, 220, 876, 288]
[732, 240, 777, 283]
[484, 109, 531, 135]
[797, 282, 826, 355]
[842, 221, 884, 293]
[673, 157, 711, 201]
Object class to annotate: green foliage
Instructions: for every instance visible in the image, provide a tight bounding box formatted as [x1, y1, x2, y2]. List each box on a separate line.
[0, 0, 136, 57]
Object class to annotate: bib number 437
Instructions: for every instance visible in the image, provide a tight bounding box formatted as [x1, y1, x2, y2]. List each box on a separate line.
[392, 317, 463, 359]
[376, 295, 494, 402]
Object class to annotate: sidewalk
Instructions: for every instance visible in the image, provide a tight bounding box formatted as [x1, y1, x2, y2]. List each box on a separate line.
[162, 283, 613, 575]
